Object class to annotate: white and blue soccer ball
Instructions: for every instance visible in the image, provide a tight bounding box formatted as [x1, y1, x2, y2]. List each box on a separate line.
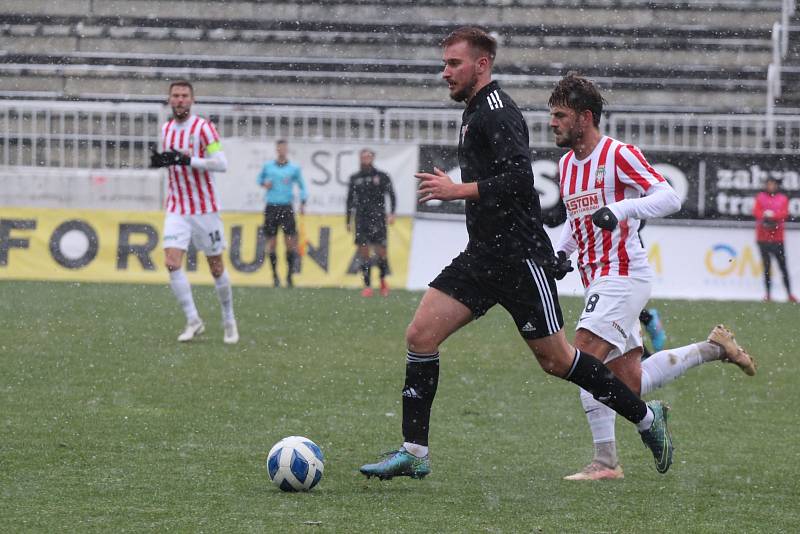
[266, 436, 325, 492]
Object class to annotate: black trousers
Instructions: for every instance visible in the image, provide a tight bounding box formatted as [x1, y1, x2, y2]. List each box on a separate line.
[757, 241, 793, 295]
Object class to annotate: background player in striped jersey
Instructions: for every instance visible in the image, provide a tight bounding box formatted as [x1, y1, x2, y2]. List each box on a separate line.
[150, 80, 238, 344]
[549, 73, 756, 480]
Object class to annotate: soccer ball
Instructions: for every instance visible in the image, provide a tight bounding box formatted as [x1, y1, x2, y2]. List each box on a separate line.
[266, 436, 325, 492]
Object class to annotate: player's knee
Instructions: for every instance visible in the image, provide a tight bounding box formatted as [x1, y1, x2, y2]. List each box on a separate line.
[165, 257, 181, 272]
[405, 322, 438, 353]
[534, 351, 571, 378]
[208, 260, 225, 278]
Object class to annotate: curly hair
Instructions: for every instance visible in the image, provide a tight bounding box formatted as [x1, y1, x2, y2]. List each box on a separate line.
[547, 73, 606, 127]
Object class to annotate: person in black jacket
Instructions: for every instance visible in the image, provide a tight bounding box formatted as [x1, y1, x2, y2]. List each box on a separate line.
[346, 148, 396, 297]
[360, 26, 674, 481]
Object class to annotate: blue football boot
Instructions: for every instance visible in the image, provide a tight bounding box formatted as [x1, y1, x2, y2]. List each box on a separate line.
[360, 447, 431, 480]
[644, 308, 667, 352]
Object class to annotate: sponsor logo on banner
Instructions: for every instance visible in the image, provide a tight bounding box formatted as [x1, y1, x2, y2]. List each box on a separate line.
[647, 242, 663, 275]
[221, 139, 419, 215]
[0, 208, 410, 287]
[418, 145, 800, 223]
[704, 243, 762, 277]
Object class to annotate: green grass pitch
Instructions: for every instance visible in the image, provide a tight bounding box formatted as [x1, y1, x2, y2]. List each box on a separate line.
[1, 281, 797, 532]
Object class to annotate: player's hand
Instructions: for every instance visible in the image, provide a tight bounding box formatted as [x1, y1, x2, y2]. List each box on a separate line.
[263, 181, 273, 190]
[591, 206, 618, 231]
[552, 251, 574, 280]
[150, 147, 190, 168]
[415, 167, 459, 202]
[387, 214, 396, 225]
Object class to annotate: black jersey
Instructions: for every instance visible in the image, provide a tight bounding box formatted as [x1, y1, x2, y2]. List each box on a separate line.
[346, 167, 396, 224]
[458, 81, 554, 263]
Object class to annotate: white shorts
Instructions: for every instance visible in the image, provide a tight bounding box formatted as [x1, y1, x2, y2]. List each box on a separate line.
[163, 212, 226, 256]
[577, 275, 652, 362]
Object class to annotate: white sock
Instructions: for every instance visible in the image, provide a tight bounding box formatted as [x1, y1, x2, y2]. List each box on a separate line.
[641, 342, 722, 395]
[636, 407, 655, 432]
[402, 442, 429, 458]
[214, 270, 235, 323]
[169, 269, 199, 323]
[580, 388, 618, 467]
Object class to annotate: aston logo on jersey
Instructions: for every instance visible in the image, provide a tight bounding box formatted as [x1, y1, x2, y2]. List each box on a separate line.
[565, 191, 602, 216]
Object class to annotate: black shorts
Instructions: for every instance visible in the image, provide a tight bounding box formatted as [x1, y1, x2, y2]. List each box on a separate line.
[263, 204, 297, 237]
[354, 214, 387, 246]
[429, 251, 564, 340]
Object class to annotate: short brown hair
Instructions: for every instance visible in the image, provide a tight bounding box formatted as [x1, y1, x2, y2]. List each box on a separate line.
[548, 72, 606, 127]
[441, 26, 497, 62]
[168, 80, 194, 95]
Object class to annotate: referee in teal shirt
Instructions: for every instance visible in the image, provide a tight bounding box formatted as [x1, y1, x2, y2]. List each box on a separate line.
[257, 139, 308, 287]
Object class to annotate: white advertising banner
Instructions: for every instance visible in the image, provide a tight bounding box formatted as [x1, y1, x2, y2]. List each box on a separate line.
[406, 218, 800, 302]
[640, 224, 799, 302]
[0, 167, 162, 211]
[219, 139, 419, 215]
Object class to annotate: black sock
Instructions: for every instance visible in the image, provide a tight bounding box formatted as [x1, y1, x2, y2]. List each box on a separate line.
[566, 349, 647, 424]
[377, 257, 388, 279]
[639, 309, 653, 325]
[269, 252, 277, 276]
[641, 345, 652, 360]
[361, 260, 371, 287]
[402, 351, 440, 446]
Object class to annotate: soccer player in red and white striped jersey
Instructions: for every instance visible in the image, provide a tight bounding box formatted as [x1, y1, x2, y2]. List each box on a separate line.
[555, 132, 673, 287]
[549, 74, 756, 481]
[150, 80, 238, 344]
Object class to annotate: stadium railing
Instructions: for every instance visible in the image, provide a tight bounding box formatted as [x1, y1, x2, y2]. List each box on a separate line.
[2, 101, 799, 169]
[765, 0, 797, 140]
[384, 108, 800, 153]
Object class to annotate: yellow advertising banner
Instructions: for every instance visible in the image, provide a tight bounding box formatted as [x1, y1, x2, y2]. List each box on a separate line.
[0, 208, 411, 288]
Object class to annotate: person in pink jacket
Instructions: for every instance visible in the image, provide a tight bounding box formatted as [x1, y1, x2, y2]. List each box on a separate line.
[753, 177, 796, 302]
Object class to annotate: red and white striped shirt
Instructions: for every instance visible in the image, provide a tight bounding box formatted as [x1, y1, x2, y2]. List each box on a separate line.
[160, 115, 222, 215]
[558, 136, 667, 287]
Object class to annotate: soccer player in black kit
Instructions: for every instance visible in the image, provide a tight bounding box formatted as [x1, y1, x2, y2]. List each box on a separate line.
[360, 27, 673, 480]
[346, 148, 397, 297]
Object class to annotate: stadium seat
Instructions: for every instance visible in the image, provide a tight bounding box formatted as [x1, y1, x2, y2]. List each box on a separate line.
[0, 1, 783, 111]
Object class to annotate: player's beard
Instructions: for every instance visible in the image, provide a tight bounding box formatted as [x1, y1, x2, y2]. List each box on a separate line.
[172, 105, 190, 121]
[554, 127, 580, 148]
[449, 75, 478, 103]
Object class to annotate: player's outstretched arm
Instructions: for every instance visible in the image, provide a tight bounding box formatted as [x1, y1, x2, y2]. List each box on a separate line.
[601, 182, 681, 226]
